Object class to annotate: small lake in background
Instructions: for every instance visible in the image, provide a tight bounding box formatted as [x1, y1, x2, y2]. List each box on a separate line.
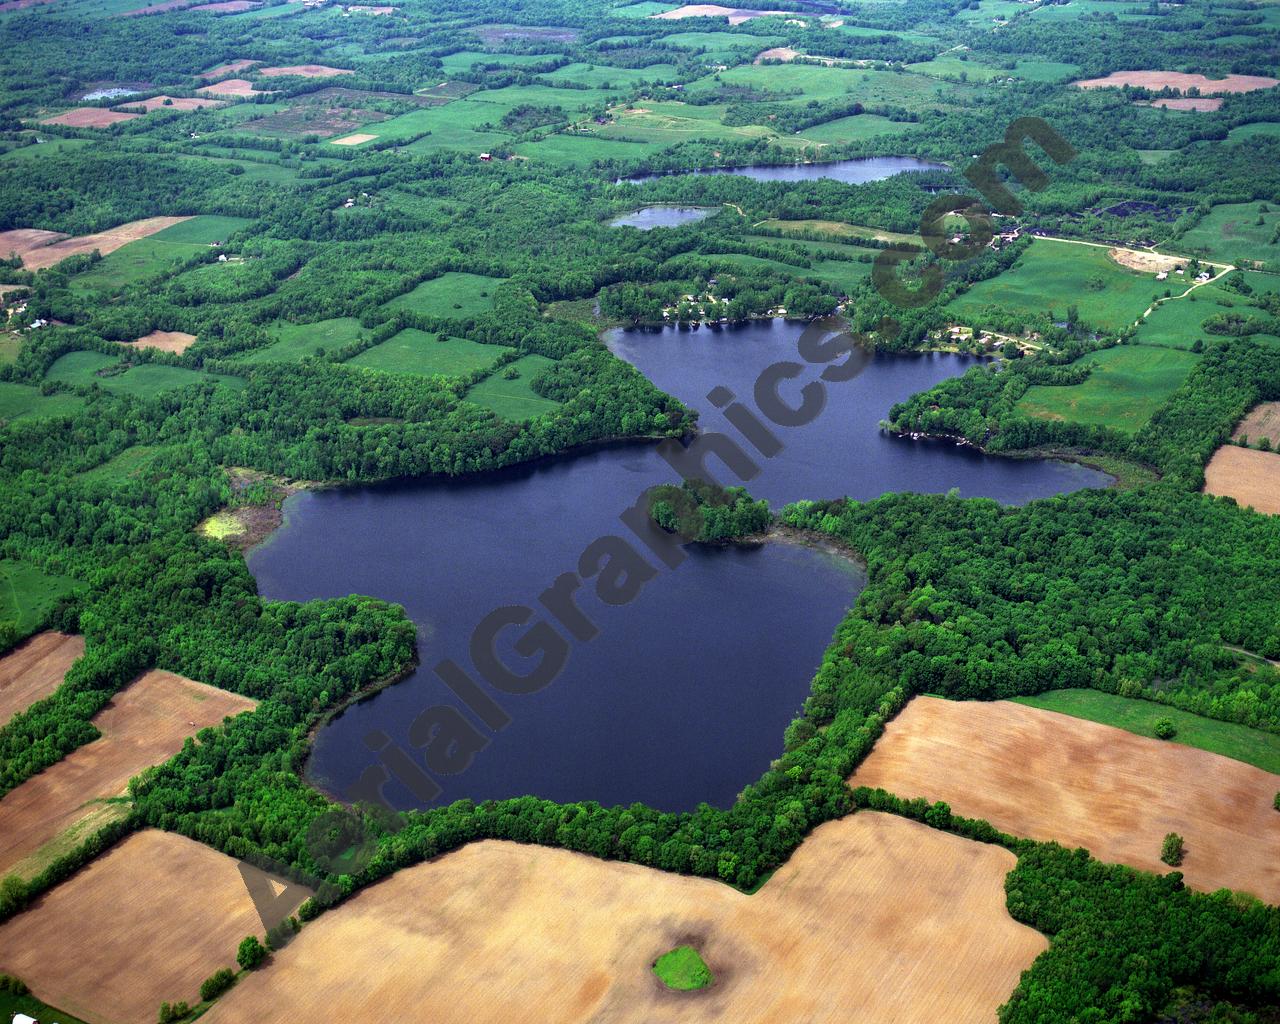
[609, 206, 716, 229]
[618, 156, 948, 186]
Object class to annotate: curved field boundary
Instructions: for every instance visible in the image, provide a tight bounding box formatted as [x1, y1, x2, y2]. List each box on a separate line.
[12, 216, 192, 272]
[0, 631, 84, 727]
[850, 696, 1280, 903]
[204, 813, 1045, 1024]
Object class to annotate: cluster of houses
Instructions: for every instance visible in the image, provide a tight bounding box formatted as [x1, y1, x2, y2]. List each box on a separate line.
[1153, 265, 1212, 283]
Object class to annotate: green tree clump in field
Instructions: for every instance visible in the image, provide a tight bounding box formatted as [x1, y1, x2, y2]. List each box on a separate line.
[653, 946, 713, 991]
[1154, 717, 1177, 740]
[236, 936, 267, 971]
[1161, 833, 1185, 867]
[200, 968, 236, 1002]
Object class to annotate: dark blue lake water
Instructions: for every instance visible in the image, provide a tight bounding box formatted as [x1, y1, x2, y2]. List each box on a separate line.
[249, 320, 1110, 812]
[619, 156, 948, 186]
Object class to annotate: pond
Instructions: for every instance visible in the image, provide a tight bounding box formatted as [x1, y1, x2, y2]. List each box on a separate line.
[618, 156, 948, 186]
[249, 321, 1110, 813]
[608, 206, 717, 230]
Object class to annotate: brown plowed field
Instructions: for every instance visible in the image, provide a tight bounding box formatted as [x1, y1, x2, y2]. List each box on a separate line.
[0, 228, 69, 262]
[1074, 70, 1278, 93]
[0, 670, 256, 876]
[258, 64, 353, 78]
[1233, 401, 1280, 447]
[195, 78, 261, 98]
[10, 216, 191, 271]
[40, 108, 142, 128]
[117, 94, 226, 111]
[205, 813, 1046, 1024]
[0, 830, 311, 1024]
[0, 631, 83, 726]
[850, 696, 1280, 902]
[1204, 445, 1280, 515]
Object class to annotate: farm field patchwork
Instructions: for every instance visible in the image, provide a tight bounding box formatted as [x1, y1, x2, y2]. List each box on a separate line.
[949, 238, 1167, 333]
[6, 216, 195, 272]
[1174, 202, 1280, 268]
[1203, 445, 1280, 515]
[64, 214, 251, 294]
[0, 631, 84, 726]
[123, 330, 197, 353]
[1073, 70, 1280, 93]
[1015, 344, 1201, 433]
[0, 670, 256, 878]
[0, 830, 310, 1024]
[204, 813, 1045, 1024]
[347, 329, 512, 377]
[850, 696, 1280, 902]
[237, 317, 368, 363]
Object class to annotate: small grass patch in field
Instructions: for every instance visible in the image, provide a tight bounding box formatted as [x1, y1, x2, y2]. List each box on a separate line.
[382, 272, 504, 318]
[0, 334, 20, 364]
[465, 354, 561, 420]
[1015, 344, 1200, 433]
[77, 444, 165, 485]
[950, 238, 1157, 333]
[347, 329, 512, 377]
[0, 559, 81, 635]
[1013, 689, 1280, 774]
[653, 945, 713, 991]
[0, 381, 85, 423]
[239, 317, 367, 364]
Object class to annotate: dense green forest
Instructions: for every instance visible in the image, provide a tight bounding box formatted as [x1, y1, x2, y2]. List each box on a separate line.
[1, 0, 1280, 1017]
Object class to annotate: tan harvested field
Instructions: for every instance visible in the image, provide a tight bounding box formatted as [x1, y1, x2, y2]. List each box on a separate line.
[1204, 444, 1280, 515]
[12, 216, 191, 271]
[199, 59, 259, 79]
[196, 78, 262, 98]
[191, 0, 260, 9]
[258, 63, 354, 78]
[755, 45, 799, 62]
[120, 0, 192, 13]
[1234, 401, 1280, 446]
[206, 813, 1045, 1024]
[330, 131, 377, 145]
[1074, 70, 1279, 93]
[41, 107, 142, 128]
[118, 94, 226, 111]
[1107, 246, 1185, 273]
[123, 329, 198, 353]
[0, 631, 84, 727]
[347, 4, 397, 11]
[0, 0, 54, 11]
[0, 227, 69, 262]
[653, 2, 790, 22]
[1141, 96, 1223, 111]
[851, 696, 1280, 902]
[0, 670, 256, 877]
[0, 830, 311, 1024]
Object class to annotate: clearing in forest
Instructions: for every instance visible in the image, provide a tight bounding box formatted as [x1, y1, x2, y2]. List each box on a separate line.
[116, 94, 226, 112]
[0, 560, 82, 639]
[122, 330, 197, 353]
[40, 108, 141, 128]
[0, 830, 311, 1024]
[198, 59, 259, 79]
[0, 670, 256, 878]
[346, 329, 512, 377]
[258, 64, 353, 78]
[1141, 97, 1222, 111]
[0, 228, 69, 261]
[652, 4, 791, 23]
[204, 813, 1045, 1024]
[1074, 71, 1279, 93]
[1203, 445, 1280, 515]
[850, 696, 1280, 903]
[331, 132, 377, 145]
[195, 78, 263, 98]
[0, 631, 84, 727]
[8, 216, 192, 272]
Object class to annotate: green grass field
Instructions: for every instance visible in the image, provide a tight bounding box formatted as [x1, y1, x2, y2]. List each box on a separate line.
[347, 329, 512, 376]
[538, 62, 680, 88]
[382, 272, 503, 318]
[1014, 689, 1280, 774]
[1016, 344, 1201, 433]
[0, 381, 85, 423]
[0, 334, 21, 364]
[68, 215, 252, 294]
[0, 138, 93, 162]
[0, 559, 82, 636]
[1226, 122, 1280, 143]
[905, 56, 1007, 82]
[515, 132, 669, 166]
[77, 444, 167, 485]
[950, 238, 1158, 333]
[796, 113, 915, 145]
[238, 317, 367, 363]
[686, 62, 967, 113]
[1175, 202, 1280, 268]
[1134, 273, 1280, 349]
[46, 351, 242, 398]
[652, 946, 713, 991]
[465, 354, 561, 419]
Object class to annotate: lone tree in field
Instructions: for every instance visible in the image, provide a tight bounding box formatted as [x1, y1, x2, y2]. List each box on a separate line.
[1153, 717, 1177, 740]
[1161, 832, 1185, 867]
[237, 935, 267, 971]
